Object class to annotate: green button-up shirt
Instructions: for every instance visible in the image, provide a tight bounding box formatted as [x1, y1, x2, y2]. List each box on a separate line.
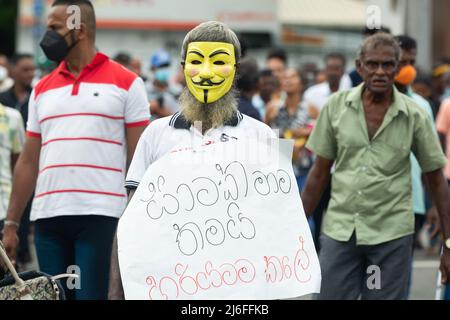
[306, 84, 447, 245]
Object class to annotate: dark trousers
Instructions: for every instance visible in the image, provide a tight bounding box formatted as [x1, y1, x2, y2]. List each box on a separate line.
[312, 180, 331, 251]
[34, 215, 118, 300]
[317, 232, 413, 300]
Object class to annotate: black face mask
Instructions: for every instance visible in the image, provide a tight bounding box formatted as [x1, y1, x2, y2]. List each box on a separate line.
[40, 29, 78, 62]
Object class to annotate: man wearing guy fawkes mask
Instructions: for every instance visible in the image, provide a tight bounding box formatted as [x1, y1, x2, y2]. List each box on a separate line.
[108, 21, 276, 299]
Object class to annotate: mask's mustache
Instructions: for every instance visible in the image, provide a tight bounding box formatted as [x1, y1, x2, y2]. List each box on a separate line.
[192, 78, 224, 86]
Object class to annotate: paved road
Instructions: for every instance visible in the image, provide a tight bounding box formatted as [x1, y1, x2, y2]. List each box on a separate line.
[410, 249, 442, 300]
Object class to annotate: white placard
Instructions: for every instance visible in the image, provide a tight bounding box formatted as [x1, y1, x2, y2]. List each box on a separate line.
[118, 139, 321, 300]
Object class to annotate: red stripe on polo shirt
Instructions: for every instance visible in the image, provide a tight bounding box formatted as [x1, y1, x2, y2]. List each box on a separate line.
[80, 60, 137, 91]
[35, 189, 126, 198]
[125, 119, 150, 128]
[26, 131, 42, 138]
[33, 72, 75, 100]
[39, 164, 123, 174]
[72, 82, 80, 96]
[41, 137, 123, 147]
[40, 113, 125, 124]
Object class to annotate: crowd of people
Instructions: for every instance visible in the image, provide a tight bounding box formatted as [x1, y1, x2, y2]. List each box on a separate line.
[1, 0, 450, 300]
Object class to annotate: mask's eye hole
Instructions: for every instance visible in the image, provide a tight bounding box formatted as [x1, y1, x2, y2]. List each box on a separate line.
[191, 60, 201, 65]
[213, 61, 225, 65]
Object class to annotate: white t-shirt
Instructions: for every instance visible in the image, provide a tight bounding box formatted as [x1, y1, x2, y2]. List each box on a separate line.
[126, 111, 276, 189]
[303, 74, 352, 113]
[27, 53, 150, 221]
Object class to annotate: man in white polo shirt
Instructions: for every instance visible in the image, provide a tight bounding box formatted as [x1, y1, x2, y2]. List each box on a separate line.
[2, 0, 149, 300]
[108, 21, 276, 299]
[303, 53, 352, 119]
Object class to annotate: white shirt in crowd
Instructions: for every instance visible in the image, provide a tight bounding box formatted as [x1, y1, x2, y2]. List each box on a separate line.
[303, 74, 352, 113]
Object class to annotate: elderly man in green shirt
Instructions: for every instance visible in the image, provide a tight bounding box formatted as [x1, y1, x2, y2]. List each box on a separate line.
[302, 33, 450, 300]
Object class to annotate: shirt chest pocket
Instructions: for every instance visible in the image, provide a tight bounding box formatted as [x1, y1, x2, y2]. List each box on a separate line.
[76, 85, 126, 115]
[371, 141, 410, 175]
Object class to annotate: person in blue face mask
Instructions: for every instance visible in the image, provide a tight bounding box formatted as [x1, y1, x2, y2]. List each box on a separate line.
[147, 49, 180, 120]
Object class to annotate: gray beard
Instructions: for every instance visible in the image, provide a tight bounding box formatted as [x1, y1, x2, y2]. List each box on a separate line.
[179, 88, 238, 132]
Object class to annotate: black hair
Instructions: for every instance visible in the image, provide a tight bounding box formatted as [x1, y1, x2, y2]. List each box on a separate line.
[259, 69, 274, 78]
[363, 25, 391, 36]
[52, 0, 96, 41]
[293, 68, 307, 93]
[267, 48, 288, 65]
[394, 35, 417, 51]
[113, 52, 131, 66]
[325, 52, 346, 68]
[9, 53, 33, 66]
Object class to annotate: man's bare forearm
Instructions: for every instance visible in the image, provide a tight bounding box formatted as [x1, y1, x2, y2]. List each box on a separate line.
[292, 127, 312, 138]
[301, 161, 332, 217]
[6, 155, 39, 224]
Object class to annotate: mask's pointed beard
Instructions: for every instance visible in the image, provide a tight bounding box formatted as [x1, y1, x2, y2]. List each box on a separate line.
[179, 88, 238, 131]
[203, 90, 208, 104]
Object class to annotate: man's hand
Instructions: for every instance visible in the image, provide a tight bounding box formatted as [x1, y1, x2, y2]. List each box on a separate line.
[1, 225, 19, 265]
[440, 248, 450, 284]
[308, 104, 319, 119]
[264, 100, 279, 126]
[149, 100, 171, 118]
[426, 206, 441, 239]
[301, 155, 333, 217]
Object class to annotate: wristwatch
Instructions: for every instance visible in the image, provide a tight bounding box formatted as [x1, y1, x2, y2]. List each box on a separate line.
[445, 238, 450, 250]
